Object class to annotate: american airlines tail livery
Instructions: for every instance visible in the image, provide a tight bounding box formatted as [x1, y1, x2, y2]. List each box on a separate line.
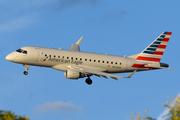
[6, 32, 173, 85]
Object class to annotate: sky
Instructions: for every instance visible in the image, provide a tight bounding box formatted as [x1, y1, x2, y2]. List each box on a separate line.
[0, 0, 180, 120]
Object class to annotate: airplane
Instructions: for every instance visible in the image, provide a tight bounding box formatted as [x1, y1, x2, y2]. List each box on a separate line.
[5, 32, 173, 85]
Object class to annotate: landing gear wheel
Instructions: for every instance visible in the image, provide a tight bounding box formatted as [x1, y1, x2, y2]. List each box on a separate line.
[24, 71, 28, 75]
[85, 78, 92, 85]
[23, 65, 30, 75]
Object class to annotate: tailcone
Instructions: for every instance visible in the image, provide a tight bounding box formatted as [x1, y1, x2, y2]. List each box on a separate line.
[160, 63, 169, 68]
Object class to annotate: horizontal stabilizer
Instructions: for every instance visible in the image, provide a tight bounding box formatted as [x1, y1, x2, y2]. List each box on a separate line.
[144, 64, 174, 69]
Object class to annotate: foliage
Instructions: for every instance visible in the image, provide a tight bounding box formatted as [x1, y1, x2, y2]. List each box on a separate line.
[129, 95, 180, 120]
[162, 96, 180, 120]
[129, 110, 156, 120]
[0, 110, 29, 120]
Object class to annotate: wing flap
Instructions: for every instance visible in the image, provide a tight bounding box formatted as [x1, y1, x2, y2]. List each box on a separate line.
[110, 77, 118, 80]
[101, 75, 108, 79]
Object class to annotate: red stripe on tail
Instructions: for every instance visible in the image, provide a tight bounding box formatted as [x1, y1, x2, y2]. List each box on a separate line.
[136, 56, 161, 62]
[166, 32, 172, 35]
[162, 38, 169, 42]
[153, 51, 164, 55]
[158, 45, 166, 49]
[132, 64, 147, 68]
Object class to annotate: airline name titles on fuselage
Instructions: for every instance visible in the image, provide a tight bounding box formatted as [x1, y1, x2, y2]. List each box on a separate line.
[48, 57, 83, 65]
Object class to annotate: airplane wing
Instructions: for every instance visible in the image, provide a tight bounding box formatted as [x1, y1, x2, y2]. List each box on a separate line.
[68, 66, 137, 80]
[69, 36, 84, 51]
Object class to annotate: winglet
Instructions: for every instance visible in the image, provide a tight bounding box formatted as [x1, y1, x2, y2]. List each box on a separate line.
[126, 70, 137, 78]
[69, 36, 84, 51]
[76, 36, 84, 45]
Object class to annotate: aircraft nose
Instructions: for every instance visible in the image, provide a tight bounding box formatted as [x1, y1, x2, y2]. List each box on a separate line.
[5, 54, 11, 61]
[5, 53, 14, 61]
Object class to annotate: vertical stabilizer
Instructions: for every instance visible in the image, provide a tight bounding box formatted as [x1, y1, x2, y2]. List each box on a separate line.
[136, 32, 172, 62]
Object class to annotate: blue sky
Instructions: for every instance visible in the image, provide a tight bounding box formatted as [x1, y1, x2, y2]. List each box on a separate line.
[0, 0, 179, 120]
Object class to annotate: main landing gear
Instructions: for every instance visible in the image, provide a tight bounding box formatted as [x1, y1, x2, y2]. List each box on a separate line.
[85, 76, 92, 85]
[23, 65, 30, 75]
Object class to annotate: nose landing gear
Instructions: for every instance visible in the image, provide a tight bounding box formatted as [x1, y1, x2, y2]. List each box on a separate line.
[23, 71, 28, 75]
[23, 65, 30, 75]
[85, 76, 92, 85]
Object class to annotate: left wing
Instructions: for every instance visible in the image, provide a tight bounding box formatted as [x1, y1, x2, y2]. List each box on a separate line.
[69, 36, 84, 51]
[68, 66, 137, 80]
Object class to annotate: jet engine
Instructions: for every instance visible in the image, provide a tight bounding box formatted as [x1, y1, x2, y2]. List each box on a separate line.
[65, 69, 85, 79]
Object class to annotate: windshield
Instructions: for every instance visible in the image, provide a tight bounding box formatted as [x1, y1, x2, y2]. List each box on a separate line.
[16, 49, 27, 54]
[16, 49, 23, 53]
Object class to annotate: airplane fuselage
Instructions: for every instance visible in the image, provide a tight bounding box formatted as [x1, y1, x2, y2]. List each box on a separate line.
[6, 46, 152, 74]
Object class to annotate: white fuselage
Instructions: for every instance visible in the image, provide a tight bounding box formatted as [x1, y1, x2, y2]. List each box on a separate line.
[6, 46, 155, 74]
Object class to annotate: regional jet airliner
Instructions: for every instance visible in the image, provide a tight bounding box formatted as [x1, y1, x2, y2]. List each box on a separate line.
[6, 32, 173, 85]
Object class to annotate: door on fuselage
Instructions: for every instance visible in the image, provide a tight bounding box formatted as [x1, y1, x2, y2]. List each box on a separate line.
[35, 48, 41, 61]
[124, 58, 130, 70]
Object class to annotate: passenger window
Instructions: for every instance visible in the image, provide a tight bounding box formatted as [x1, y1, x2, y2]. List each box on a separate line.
[98, 60, 100, 63]
[89, 59, 91, 62]
[71, 57, 73, 59]
[45, 54, 47, 57]
[80, 58, 82, 60]
[54, 55, 56, 58]
[58, 56, 60, 58]
[62, 56, 64, 58]
[85, 59, 87, 61]
[49, 55, 51, 57]
[107, 61, 109, 64]
[120, 63, 122, 65]
[76, 58, 78, 60]
[115, 62, 117, 65]
[94, 60, 96, 62]
[111, 62, 113, 64]
[102, 61, 104, 63]
[67, 57, 69, 59]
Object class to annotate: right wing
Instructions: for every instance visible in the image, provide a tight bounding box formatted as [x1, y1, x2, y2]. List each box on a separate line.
[68, 66, 137, 80]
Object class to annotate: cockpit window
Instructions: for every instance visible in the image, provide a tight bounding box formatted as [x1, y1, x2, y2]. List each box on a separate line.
[23, 50, 27, 54]
[16, 49, 27, 54]
[16, 49, 23, 53]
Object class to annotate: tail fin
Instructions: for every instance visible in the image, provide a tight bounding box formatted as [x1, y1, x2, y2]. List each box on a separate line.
[136, 32, 172, 62]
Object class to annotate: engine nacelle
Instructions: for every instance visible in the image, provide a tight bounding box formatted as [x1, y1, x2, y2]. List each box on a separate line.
[65, 69, 85, 79]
